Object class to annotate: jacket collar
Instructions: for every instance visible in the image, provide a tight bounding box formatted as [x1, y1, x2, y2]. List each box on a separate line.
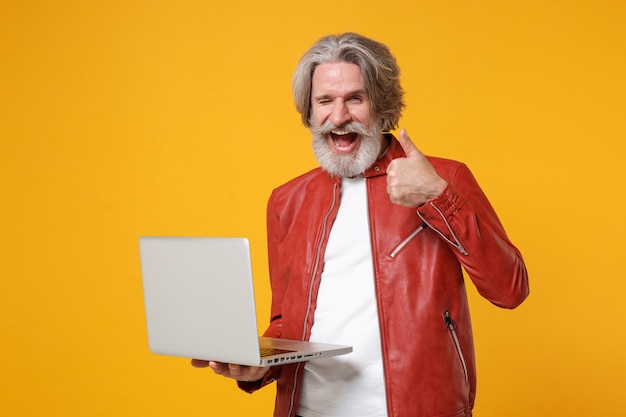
[362, 133, 402, 179]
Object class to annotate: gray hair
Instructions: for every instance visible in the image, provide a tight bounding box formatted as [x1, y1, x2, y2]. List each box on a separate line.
[292, 32, 405, 132]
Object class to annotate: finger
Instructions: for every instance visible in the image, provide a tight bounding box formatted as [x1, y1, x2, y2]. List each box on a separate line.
[226, 364, 254, 380]
[208, 361, 230, 375]
[227, 363, 246, 378]
[397, 129, 422, 158]
[191, 359, 211, 368]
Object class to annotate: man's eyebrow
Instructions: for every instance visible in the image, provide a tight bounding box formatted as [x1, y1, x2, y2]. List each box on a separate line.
[346, 89, 367, 97]
[313, 89, 368, 101]
[313, 94, 332, 101]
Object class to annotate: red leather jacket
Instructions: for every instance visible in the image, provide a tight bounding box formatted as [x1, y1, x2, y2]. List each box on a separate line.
[240, 134, 529, 417]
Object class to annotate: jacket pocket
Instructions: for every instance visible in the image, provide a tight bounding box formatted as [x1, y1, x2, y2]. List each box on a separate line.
[444, 311, 469, 385]
[389, 222, 426, 258]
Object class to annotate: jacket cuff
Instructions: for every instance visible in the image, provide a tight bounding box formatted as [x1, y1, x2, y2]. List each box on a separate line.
[420, 183, 466, 220]
[237, 366, 281, 393]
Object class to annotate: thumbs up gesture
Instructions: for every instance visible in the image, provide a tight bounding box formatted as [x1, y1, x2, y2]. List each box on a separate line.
[386, 129, 448, 207]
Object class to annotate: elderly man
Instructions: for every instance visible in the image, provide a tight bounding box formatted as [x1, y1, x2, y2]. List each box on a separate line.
[193, 32, 529, 417]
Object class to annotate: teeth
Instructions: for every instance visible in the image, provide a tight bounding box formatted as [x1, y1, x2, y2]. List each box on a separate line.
[331, 130, 349, 135]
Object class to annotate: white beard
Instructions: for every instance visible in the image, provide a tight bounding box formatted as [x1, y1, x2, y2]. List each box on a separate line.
[310, 121, 384, 178]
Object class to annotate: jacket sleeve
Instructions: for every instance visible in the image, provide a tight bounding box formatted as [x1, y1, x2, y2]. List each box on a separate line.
[237, 366, 282, 393]
[264, 188, 285, 338]
[417, 162, 529, 308]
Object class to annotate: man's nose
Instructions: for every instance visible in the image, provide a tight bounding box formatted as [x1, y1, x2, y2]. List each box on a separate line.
[329, 101, 352, 127]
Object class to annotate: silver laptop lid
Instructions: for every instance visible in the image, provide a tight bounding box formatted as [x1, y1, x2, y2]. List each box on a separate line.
[139, 236, 262, 364]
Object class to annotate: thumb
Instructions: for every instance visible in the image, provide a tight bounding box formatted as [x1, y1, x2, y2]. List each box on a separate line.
[398, 129, 422, 158]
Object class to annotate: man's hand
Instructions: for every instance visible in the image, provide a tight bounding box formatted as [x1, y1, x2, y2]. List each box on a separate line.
[386, 129, 448, 207]
[191, 359, 269, 382]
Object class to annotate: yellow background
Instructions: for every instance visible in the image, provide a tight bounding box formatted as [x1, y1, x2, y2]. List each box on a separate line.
[1, 1, 625, 416]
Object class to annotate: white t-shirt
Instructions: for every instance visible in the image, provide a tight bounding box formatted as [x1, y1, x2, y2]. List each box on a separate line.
[295, 176, 388, 417]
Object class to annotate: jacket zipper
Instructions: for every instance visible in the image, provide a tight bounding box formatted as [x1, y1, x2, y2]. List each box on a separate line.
[389, 222, 426, 258]
[287, 181, 339, 417]
[444, 311, 469, 385]
[418, 203, 468, 255]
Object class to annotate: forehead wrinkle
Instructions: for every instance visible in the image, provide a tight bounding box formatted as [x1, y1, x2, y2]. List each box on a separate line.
[311, 62, 365, 98]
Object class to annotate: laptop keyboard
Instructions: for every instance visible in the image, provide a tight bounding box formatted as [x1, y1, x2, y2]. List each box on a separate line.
[259, 347, 296, 357]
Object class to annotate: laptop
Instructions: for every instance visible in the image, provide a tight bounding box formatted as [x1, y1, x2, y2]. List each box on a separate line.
[139, 236, 352, 366]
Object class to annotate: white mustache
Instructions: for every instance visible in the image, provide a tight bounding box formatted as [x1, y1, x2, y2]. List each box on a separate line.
[310, 121, 372, 137]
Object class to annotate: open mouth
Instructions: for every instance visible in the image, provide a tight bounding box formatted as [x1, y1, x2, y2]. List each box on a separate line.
[329, 129, 359, 153]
